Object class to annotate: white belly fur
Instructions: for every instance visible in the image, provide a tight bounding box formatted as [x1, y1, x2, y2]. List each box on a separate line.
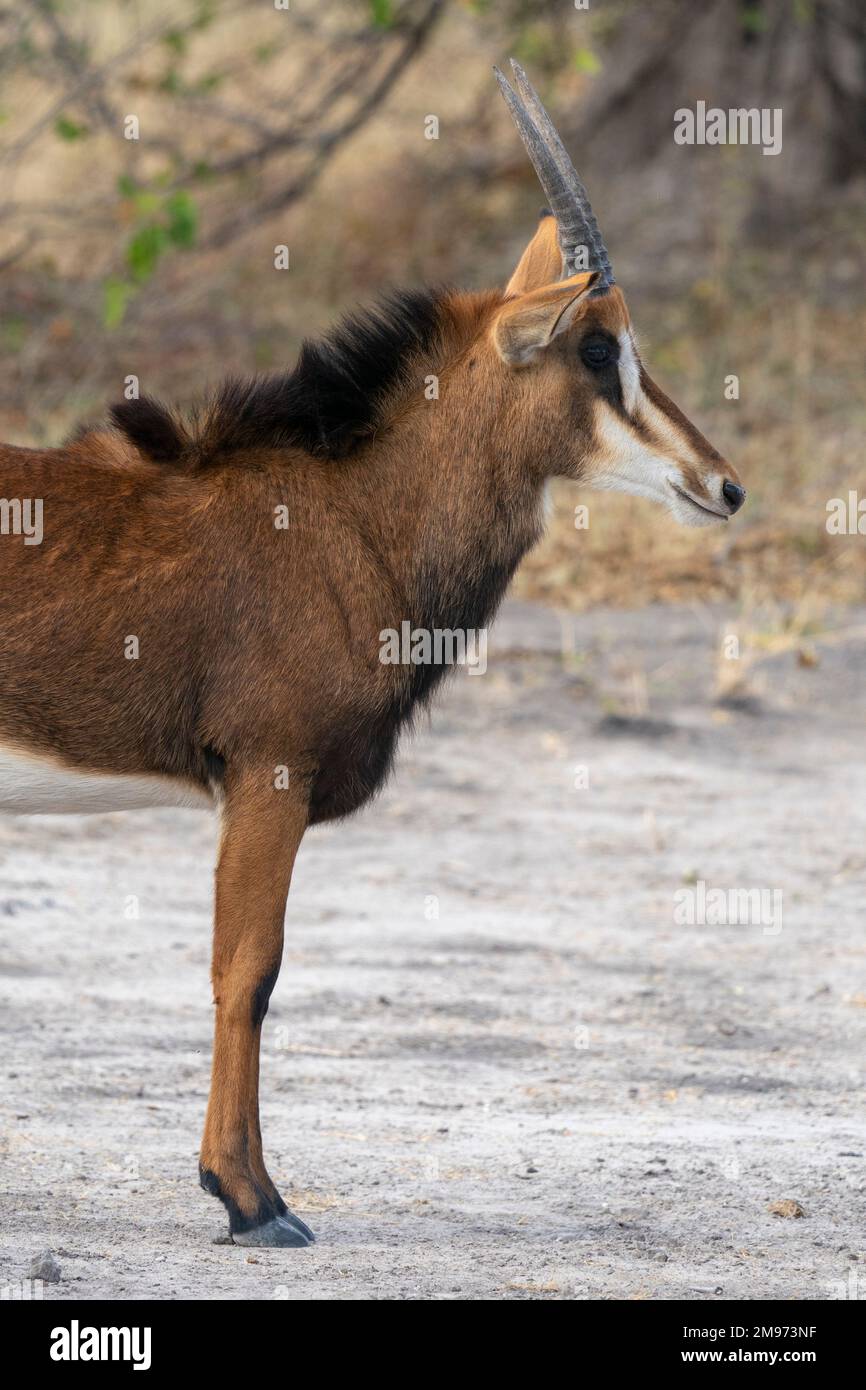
[0, 742, 213, 815]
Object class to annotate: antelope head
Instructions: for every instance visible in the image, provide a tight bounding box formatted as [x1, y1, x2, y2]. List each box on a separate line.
[492, 62, 745, 527]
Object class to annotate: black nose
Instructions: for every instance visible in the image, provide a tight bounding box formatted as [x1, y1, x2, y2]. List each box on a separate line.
[722, 480, 746, 513]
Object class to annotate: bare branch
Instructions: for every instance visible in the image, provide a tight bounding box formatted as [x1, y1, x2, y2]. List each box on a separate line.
[202, 0, 446, 250]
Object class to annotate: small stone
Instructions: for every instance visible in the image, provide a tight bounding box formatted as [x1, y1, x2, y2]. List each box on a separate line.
[767, 1198, 805, 1219]
[29, 1250, 61, 1283]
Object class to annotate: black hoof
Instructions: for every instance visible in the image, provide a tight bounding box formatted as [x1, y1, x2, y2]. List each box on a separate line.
[232, 1212, 316, 1248]
[200, 1165, 315, 1247]
[279, 1208, 315, 1242]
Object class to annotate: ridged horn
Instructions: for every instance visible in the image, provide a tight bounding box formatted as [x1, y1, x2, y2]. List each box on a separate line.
[494, 60, 613, 291]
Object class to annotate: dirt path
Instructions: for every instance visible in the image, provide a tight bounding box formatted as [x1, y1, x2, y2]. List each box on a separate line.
[1, 600, 864, 1301]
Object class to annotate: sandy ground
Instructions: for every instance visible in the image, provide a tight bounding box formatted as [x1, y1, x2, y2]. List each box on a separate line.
[0, 598, 864, 1302]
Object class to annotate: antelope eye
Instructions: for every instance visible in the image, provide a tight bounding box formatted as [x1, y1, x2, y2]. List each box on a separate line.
[580, 336, 617, 370]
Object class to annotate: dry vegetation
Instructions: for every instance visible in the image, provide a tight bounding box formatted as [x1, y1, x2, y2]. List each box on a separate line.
[1, 0, 863, 614]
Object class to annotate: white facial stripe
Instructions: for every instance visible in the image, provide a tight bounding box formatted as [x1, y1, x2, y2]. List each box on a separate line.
[613, 341, 706, 474]
[614, 329, 697, 465]
[617, 331, 641, 414]
[590, 405, 676, 505]
[639, 396, 688, 457]
[585, 330, 727, 529]
[587, 404, 720, 529]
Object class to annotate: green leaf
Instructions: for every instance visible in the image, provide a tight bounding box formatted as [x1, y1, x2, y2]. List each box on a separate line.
[162, 29, 188, 56]
[573, 47, 601, 75]
[165, 191, 198, 248]
[132, 191, 161, 216]
[103, 277, 134, 330]
[369, 0, 394, 28]
[192, 0, 217, 31]
[1, 317, 26, 352]
[55, 115, 87, 141]
[513, 27, 553, 65]
[195, 71, 224, 94]
[159, 67, 182, 95]
[117, 173, 138, 198]
[126, 224, 168, 282]
[741, 3, 770, 34]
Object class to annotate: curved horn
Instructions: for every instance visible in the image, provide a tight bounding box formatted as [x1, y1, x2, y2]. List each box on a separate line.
[509, 62, 613, 288]
[494, 61, 613, 291]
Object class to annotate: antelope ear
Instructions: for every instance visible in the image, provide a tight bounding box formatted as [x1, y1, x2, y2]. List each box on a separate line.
[506, 210, 563, 295]
[493, 270, 599, 366]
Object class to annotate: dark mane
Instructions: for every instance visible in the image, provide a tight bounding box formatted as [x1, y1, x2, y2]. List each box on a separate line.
[109, 287, 445, 468]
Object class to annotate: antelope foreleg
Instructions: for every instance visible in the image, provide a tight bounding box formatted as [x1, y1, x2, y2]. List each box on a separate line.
[199, 764, 313, 1247]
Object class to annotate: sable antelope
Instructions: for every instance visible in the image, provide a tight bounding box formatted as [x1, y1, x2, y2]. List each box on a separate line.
[0, 63, 744, 1248]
